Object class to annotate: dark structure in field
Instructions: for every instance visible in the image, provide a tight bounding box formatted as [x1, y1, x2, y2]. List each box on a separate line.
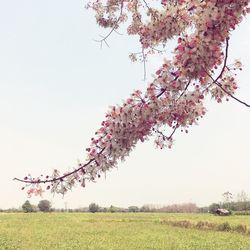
[215, 208, 230, 216]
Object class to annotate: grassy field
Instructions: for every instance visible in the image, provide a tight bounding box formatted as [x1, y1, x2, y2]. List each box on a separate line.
[1, 213, 250, 250]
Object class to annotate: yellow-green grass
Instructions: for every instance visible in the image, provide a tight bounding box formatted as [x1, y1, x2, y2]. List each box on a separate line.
[1, 213, 250, 250]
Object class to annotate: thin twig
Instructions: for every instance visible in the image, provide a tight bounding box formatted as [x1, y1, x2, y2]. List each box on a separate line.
[156, 76, 179, 98]
[14, 148, 105, 184]
[176, 80, 191, 101]
[156, 125, 178, 141]
[205, 38, 250, 107]
[142, 48, 147, 81]
[95, 2, 124, 47]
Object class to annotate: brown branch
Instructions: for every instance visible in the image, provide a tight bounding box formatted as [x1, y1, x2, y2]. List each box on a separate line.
[168, 125, 178, 140]
[205, 38, 250, 108]
[156, 125, 178, 141]
[202, 38, 229, 94]
[206, 71, 250, 106]
[142, 48, 147, 80]
[176, 80, 191, 101]
[216, 83, 250, 107]
[14, 148, 105, 184]
[214, 38, 229, 83]
[142, 0, 150, 10]
[156, 76, 179, 98]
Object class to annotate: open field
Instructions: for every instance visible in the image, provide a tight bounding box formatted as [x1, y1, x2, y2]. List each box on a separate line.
[1, 213, 250, 250]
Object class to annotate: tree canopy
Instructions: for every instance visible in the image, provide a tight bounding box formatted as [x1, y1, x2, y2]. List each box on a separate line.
[38, 200, 51, 212]
[88, 203, 100, 213]
[14, 0, 250, 196]
[22, 200, 34, 213]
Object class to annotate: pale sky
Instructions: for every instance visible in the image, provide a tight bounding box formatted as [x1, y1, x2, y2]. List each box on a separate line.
[0, 1, 250, 209]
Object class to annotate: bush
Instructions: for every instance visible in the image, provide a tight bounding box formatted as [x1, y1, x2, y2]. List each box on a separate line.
[176, 220, 192, 228]
[140, 205, 151, 212]
[209, 203, 220, 214]
[166, 220, 192, 229]
[128, 206, 139, 213]
[195, 221, 216, 230]
[108, 205, 118, 213]
[217, 222, 231, 232]
[233, 224, 247, 234]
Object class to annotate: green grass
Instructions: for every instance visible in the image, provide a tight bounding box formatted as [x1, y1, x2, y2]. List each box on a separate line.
[1, 213, 250, 249]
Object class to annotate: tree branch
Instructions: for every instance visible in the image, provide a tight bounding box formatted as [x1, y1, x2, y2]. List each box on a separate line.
[13, 148, 105, 184]
[95, 2, 124, 48]
[205, 38, 250, 107]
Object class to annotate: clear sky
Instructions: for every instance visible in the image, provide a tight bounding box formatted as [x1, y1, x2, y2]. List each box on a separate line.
[0, 0, 249, 209]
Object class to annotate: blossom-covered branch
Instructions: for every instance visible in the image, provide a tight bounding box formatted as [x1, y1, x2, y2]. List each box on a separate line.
[14, 0, 250, 196]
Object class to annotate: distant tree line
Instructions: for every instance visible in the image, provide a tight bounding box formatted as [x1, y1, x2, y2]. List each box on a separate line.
[87, 202, 199, 213]
[0, 202, 199, 213]
[1, 191, 250, 214]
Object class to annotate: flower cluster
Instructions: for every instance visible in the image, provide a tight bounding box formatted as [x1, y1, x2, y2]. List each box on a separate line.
[16, 0, 250, 196]
[174, 0, 249, 80]
[211, 72, 238, 103]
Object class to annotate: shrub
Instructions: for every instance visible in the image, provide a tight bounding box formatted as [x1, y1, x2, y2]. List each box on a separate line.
[195, 221, 216, 230]
[233, 224, 247, 234]
[169, 220, 192, 228]
[208, 203, 220, 214]
[217, 222, 231, 232]
[128, 206, 139, 213]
